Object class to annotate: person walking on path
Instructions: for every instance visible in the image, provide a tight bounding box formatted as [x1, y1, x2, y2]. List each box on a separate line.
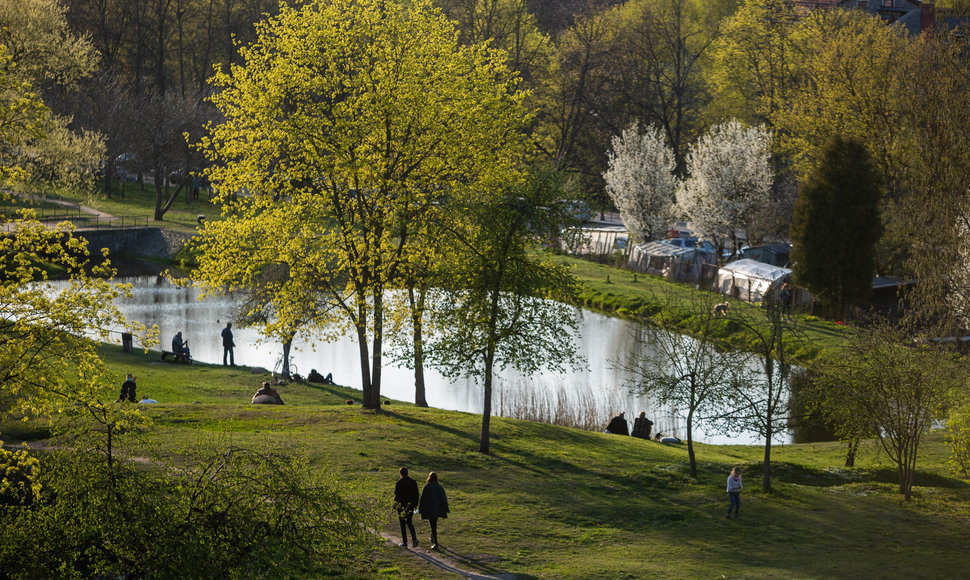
[726, 467, 743, 519]
[221, 322, 236, 366]
[419, 471, 449, 550]
[116, 373, 136, 403]
[394, 467, 420, 548]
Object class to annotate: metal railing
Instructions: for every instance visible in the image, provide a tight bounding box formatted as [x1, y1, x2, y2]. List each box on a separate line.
[1, 210, 151, 232]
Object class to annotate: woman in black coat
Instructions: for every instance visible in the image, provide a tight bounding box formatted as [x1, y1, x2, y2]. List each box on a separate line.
[418, 471, 449, 550]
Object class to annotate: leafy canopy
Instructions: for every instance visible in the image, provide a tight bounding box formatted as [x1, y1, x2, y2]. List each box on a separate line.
[195, 0, 529, 408]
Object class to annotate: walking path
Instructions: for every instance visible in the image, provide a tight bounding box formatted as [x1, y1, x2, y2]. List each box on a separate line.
[377, 532, 515, 579]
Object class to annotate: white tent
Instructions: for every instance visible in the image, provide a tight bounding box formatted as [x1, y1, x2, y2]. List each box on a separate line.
[716, 259, 791, 302]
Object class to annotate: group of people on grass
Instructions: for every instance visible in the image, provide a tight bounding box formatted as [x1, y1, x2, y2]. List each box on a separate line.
[394, 467, 450, 550]
[606, 411, 654, 439]
[605, 411, 682, 443]
[113, 373, 156, 404]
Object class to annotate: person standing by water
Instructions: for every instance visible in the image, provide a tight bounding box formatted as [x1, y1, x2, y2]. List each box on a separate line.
[726, 467, 743, 519]
[419, 471, 449, 550]
[394, 467, 420, 548]
[221, 322, 236, 366]
[116, 373, 136, 403]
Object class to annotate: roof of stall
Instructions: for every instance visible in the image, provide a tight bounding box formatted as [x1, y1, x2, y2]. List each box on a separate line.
[718, 259, 790, 281]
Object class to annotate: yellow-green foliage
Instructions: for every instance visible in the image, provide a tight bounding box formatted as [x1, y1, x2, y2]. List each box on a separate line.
[0, 211, 153, 420]
[0, 444, 40, 504]
[945, 403, 970, 478]
[193, 0, 530, 406]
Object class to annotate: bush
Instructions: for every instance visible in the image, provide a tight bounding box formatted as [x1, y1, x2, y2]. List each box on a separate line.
[0, 445, 384, 579]
[945, 404, 970, 478]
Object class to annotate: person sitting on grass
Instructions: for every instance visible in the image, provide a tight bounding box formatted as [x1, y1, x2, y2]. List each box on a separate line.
[115, 373, 137, 403]
[605, 412, 629, 436]
[252, 381, 283, 405]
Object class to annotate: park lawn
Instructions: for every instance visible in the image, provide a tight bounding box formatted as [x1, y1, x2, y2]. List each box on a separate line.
[5, 344, 967, 579]
[53, 182, 219, 234]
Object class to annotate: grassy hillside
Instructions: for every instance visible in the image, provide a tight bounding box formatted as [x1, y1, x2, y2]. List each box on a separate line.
[5, 344, 968, 579]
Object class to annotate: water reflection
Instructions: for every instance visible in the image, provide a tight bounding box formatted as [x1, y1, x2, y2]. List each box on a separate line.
[96, 276, 787, 445]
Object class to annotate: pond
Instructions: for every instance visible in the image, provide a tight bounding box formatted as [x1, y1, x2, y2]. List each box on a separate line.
[100, 275, 790, 445]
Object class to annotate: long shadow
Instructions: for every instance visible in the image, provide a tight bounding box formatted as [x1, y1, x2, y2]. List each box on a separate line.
[436, 545, 530, 580]
[381, 409, 480, 445]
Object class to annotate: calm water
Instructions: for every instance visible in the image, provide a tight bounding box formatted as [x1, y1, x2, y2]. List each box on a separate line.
[97, 276, 786, 445]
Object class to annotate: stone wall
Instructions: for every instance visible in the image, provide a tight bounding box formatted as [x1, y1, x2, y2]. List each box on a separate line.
[75, 227, 193, 259]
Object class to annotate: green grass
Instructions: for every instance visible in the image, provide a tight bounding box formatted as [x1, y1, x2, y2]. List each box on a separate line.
[51, 181, 219, 234]
[5, 343, 968, 579]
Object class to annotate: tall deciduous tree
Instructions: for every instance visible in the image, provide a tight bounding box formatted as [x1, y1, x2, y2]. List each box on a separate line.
[723, 291, 801, 492]
[195, 0, 528, 410]
[608, 0, 728, 173]
[709, 0, 799, 126]
[0, 0, 104, 191]
[899, 32, 970, 330]
[790, 137, 882, 319]
[603, 122, 676, 242]
[428, 169, 582, 454]
[677, 119, 772, 256]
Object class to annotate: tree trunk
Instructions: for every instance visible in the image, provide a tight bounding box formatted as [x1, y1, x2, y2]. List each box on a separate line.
[153, 168, 187, 220]
[364, 287, 384, 409]
[480, 350, 494, 454]
[409, 286, 428, 407]
[845, 439, 858, 468]
[686, 408, 697, 479]
[355, 302, 372, 407]
[104, 159, 115, 197]
[762, 428, 773, 492]
[281, 338, 292, 380]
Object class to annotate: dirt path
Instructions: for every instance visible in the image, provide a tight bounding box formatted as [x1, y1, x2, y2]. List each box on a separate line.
[377, 532, 515, 579]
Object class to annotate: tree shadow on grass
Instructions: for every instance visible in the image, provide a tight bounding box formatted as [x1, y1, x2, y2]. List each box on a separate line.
[380, 409, 481, 445]
[766, 462, 969, 489]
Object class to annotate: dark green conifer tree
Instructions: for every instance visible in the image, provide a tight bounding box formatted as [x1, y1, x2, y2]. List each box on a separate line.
[790, 137, 883, 319]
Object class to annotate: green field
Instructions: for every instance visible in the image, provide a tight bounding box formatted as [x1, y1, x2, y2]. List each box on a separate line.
[5, 344, 967, 579]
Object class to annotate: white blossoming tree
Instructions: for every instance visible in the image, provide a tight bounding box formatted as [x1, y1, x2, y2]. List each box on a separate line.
[678, 120, 773, 256]
[603, 123, 677, 242]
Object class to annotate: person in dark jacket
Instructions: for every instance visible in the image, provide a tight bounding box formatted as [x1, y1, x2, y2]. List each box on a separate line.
[116, 373, 137, 403]
[394, 467, 420, 548]
[605, 412, 629, 436]
[631, 412, 653, 439]
[172, 331, 191, 359]
[252, 381, 283, 405]
[221, 322, 235, 366]
[418, 471, 449, 550]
